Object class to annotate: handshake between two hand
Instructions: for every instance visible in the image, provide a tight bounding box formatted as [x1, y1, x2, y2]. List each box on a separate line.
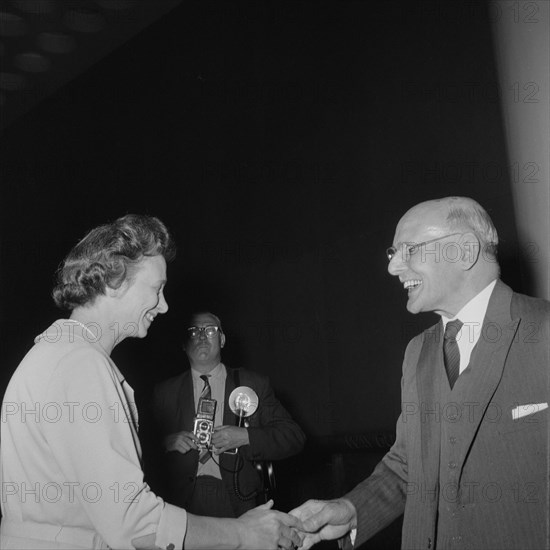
[239, 498, 357, 550]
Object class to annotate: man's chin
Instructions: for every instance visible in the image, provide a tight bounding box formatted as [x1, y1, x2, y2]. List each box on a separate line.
[406, 295, 422, 314]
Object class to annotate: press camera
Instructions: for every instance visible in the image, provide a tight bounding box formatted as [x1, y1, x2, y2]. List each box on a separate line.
[193, 397, 217, 449]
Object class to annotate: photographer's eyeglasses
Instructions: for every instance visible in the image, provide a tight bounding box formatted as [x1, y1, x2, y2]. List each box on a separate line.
[187, 325, 221, 339]
[386, 233, 463, 262]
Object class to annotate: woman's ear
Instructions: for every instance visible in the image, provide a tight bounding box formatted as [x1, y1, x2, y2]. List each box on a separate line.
[106, 279, 129, 298]
[105, 285, 119, 298]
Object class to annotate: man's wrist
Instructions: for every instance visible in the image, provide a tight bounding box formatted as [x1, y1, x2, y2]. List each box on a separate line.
[340, 498, 358, 530]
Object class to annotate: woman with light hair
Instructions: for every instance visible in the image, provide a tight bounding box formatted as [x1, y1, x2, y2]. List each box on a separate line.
[0, 214, 301, 550]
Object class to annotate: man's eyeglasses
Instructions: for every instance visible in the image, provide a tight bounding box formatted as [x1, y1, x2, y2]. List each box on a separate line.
[187, 325, 221, 339]
[386, 233, 463, 262]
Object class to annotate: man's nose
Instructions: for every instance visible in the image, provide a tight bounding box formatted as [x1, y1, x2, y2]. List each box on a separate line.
[388, 254, 407, 276]
[198, 329, 207, 340]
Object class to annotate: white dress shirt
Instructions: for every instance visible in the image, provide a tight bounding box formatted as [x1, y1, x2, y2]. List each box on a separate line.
[441, 279, 497, 374]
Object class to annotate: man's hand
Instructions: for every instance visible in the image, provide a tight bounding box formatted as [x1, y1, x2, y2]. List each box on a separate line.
[237, 500, 303, 550]
[290, 498, 357, 550]
[212, 425, 249, 454]
[163, 430, 199, 454]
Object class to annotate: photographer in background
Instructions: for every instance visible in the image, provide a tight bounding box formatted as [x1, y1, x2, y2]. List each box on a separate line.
[152, 311, 306, 517]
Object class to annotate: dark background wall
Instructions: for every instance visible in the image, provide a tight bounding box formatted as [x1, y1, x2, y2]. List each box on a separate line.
[0, 2, 525, 547]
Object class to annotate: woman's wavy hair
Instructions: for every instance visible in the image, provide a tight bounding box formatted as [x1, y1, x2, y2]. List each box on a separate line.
[52, 214, 176, 311]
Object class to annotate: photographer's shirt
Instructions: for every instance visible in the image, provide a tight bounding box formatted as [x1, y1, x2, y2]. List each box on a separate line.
[191, 362, 227, 479]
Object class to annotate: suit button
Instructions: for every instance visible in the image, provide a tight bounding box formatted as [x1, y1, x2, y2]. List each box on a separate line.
[448, 461, 457, 469]
[449, 436, 456, 444]
[427, 537, 432, 549]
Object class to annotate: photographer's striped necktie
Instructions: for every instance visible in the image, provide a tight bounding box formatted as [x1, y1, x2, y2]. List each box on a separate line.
[198, 375, 212, 463]
[199, 374, 211, 400]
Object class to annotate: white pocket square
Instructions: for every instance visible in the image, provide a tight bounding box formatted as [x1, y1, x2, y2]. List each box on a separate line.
[512, 403, 548, 420]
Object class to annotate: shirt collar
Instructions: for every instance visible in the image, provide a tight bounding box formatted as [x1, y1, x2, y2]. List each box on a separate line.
[441, 279, 498, 328]
[191, 362, 224, 381]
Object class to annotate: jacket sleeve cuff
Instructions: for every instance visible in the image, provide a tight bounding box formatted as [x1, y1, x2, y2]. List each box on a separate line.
[155, 502, 188, 550]
[338, 530, 355, 550]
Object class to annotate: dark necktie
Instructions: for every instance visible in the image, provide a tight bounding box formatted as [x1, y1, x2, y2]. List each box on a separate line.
[444, 319, 463, 390]
[198, 375, 212, 463]
[199, 374, 211, 400]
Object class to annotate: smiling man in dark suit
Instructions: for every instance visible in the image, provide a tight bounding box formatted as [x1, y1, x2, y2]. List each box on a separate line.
[292, 197, 549, 550]
[153, 311, 306, 518]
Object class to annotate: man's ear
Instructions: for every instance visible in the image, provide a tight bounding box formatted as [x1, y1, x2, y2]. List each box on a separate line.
[220, 332, 226, 348]
[459, 232, 480, 270]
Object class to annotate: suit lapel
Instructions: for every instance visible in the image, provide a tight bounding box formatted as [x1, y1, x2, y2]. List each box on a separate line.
[220, 367, 239, 471]
[178, 370, 196, 432]
[457, 281, 519, 480]
[223, 366, 238, 425]
[418, 322, 444, 486]
[111, 366, 143, 460]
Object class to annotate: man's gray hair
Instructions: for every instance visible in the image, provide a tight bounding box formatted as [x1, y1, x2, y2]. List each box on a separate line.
[445, 197, 499, 257]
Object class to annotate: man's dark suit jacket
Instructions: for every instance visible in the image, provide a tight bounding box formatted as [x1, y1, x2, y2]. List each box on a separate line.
[346, 280, 549, 550]
[152, 367, 305, 515]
